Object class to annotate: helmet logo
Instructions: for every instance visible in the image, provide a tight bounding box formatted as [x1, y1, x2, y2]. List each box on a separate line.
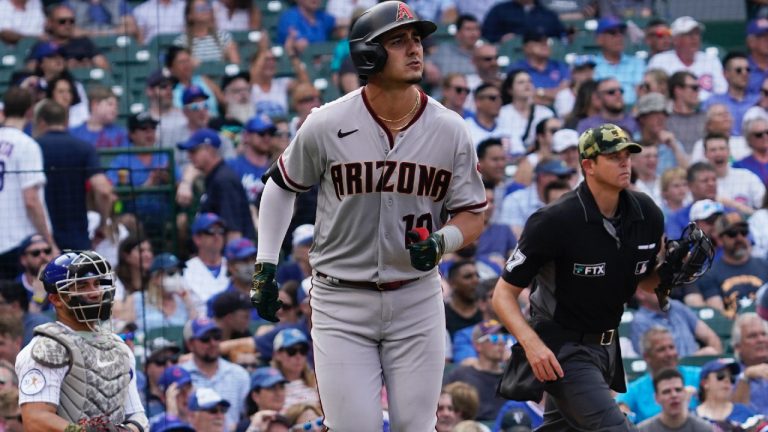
[396, 3, 414, 21]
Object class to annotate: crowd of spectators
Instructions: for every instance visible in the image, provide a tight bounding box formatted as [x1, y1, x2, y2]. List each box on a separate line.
[0, 0, 768, 431]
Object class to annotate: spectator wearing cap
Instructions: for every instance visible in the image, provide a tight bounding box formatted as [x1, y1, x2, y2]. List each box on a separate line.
[500, 157, 575, 238]
[493, 400, 542, 432]
[553, 55, 596, 119]
[212, 72, 253, 129]
[481, 0, 565, 44]
[635, 93, 689, 176]
[124, 252, 197, 331]
[731, 312, 768, 414]
[168, 47, 222, 116]
[28, 4, 110, 71]
[748, 18, 768, 96]
[695, 359, 757, 426]
[425, 15, 481, 91]
[644, 19, 672, 60]
[648, 16, 727, 101]
[551, 129, 582, 187]
[0, 0, 44, 44]
[150, 415, 195, 432]
[630, 281, 722, 358]
[271, 328, 318, 408]
[154, 365, 194, 421]
[107, 112, 177, 234]
[508, 30, 570, 107]
[144, 339, 183, 417]
[0, 280, 51, 346]
[592, 16, 646, 106]
[209, 290, 253, 340]
[146, 69, 189, 151]
[14, 234, 52, 313]
[465, 84, 522, 155]
[187, 387, 230, 432]
[445, 319, 509, 421]
[243, 367, 288, 426]
[227, 115, 275, 206]
[636, 368, 712, 432]
[703, 52, 760, 136]
[276, 224, 314, 287]
[179, 129, 256, 241]
[576, 77, 638, 135]
[180, 318, 250, 428]
[703, 133, 766, 212]
[696, 212, 768, 318]
[667, 71, 707, 154]
[688, 199, 726, 252]
[32, 99, 114, 252]
[184, 213, 230, 310]
[70, 84, 130, 149]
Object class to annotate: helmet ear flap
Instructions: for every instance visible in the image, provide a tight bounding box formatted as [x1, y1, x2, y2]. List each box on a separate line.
[350, 41, 388, 77]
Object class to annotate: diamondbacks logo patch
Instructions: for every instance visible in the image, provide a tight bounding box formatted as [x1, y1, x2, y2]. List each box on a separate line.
[573, 262, 605, 277]
[396, 3, 414, 21]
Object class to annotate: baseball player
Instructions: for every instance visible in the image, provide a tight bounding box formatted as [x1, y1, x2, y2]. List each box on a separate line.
[15, 251, 148, 432]
[250, 2, 487, 430]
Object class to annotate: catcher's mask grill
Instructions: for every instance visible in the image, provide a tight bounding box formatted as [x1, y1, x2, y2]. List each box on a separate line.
[52, 252, 116, 330]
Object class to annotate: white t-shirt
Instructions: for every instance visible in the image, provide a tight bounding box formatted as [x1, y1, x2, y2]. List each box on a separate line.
[252, 77, 292, 116]
[464, 116, 524, 155]
[647, 50, 727, 101]
[183, 256, 229, 314]
[498, 104, 554, 149]
[633, 177, 663, 208]
[212, 0, 250, 32]
[718, 167, 766, 209]
[0, 0, 44, 36]
[133, 0, 186, 44]
[0, 127, 47, 253]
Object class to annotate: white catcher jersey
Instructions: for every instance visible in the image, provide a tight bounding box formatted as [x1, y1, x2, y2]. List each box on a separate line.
[277, 88, 487, 283]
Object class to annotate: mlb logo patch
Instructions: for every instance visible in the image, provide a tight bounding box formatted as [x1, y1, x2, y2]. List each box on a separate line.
[635, 260, 649, 275]
[573, 263, 605, 277]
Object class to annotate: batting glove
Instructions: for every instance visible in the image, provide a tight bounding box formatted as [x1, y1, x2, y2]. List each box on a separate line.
[406, 230, 445, 271]
[251, 262, 282, 322]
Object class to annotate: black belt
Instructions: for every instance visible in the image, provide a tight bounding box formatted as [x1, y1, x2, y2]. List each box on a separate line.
[560, 328, 617, 346]
[315, 272, 420, 291]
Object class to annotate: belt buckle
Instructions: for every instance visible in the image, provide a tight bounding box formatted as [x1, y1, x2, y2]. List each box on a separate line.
[600, 329, 615, 346]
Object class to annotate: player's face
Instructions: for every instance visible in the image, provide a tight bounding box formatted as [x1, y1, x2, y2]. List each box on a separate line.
[644, 333, 678, 371]
[655, 377, 685, 417]
[378, 26, 424, 85]
[587, 149, 632, 191]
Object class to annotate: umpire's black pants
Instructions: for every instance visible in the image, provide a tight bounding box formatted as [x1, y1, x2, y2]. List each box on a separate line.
[535, 341, 637, 432]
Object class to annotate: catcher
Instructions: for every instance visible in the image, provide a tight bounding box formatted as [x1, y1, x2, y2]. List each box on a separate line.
[493, 124, 713, 431]
[15, 251, 148, 432]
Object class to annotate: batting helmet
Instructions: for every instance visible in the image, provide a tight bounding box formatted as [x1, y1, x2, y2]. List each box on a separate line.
[349, 1, 437, 77]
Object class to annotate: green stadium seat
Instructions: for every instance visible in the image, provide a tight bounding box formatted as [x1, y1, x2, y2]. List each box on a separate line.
[145, 325, 186, 349]
[623, 357, 648, 382]
[678, 354, 733, 367]
[693, 307, 732, 352]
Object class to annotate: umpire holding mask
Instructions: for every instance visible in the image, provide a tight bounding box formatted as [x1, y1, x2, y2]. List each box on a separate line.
[493, 124, 666, 431]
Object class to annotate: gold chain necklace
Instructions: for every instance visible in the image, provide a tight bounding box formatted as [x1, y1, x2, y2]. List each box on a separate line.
[377, 91, 420, 123]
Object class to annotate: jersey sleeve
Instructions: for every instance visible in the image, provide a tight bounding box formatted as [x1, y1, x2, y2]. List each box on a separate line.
[444, 115, 487, 215]
[15, 340, 67, 406]
[120, 342, 146, 416]
[276, 112, 325, 192]
[16, 137, 46, 189]
[501, 209, 559, 288]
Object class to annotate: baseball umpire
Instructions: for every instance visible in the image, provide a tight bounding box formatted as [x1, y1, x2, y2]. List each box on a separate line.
[493, 124, 667, 431]
[15, 251, 148, 432]
[250, 1, 487, 430]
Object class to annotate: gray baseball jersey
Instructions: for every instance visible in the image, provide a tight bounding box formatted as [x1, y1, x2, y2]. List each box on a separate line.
[276, 87, 487, 282]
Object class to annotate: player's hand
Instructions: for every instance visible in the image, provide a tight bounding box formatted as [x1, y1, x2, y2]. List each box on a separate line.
[251, 262, 282, 322]
[406, 228, 445, 271]
[524, 338, 564, 382]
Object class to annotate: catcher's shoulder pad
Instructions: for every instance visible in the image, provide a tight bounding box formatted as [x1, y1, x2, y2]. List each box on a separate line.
[32, 336, 70, 368]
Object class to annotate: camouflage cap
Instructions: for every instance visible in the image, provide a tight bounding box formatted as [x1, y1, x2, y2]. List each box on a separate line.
[578, 123, 642, 160]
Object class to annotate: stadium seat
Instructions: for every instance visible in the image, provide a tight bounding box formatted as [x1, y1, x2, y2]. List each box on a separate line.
[623, 357, 647, 382]
[678, 354, 734, 367]
[693, 307, 732, 351]
[145, 325, 186, 349]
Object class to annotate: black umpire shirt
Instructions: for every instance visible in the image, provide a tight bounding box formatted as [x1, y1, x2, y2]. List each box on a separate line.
[502, 181, 664, 333]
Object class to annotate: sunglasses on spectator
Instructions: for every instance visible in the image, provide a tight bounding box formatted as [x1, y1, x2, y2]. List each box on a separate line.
[204, 406, 227, 414]
[761, 88, 768, 97]
[460, 272, 479, 279]
[185, 101, 208, 111]
[639, 82, 652, 91]
[26, 247, 52, 257]
[298, 95, 320, 104]
[275, 131, 291, 138]
[200, 228, 226, 236]
[715, 370, 735, 383]
[118, 332, 135, 342]
[151, 354, 179, 366]
[450, 86, 470, 94]
[603, 29, 625, 36]
[290, 418, 324, 431]
[723, 228, 748, 238]
[547, 127, 560, 134]
[751, 129, 768, 138]
[477, 56, 497, 62]
[57, 17, 75, 25]
[477, 94, 500, 101]
[477, 333, 513, 344]
[198, 332, 223, 343]
[602, 87, 624, 95]
[683, 83, 700, 91]
[731, 66, 751, 74]
[282, 345, 309, 357]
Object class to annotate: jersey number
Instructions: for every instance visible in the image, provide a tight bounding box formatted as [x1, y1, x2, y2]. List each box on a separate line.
[505, 247, 526, 273]
[403, 213, 433, 244]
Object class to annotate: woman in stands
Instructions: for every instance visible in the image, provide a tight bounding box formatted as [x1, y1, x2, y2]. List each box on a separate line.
[112, 235, 154, 303]
[270, 328, 318, 409]
[563, 79, 600, 130]
[45, 74, 88, 128]
[173, 0, 240, 64]
[248, 31, 309, 117]
[498, 69, 555, 150]
[696, 359, 757, 428]
[212, 0, 260, 32]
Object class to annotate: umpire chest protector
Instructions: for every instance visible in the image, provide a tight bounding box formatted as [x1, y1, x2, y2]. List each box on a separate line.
[31, 323, 132, 423]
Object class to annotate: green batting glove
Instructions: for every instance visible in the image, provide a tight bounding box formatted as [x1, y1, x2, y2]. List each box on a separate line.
[406, 231, 445, 271]
[251, 262, 282, 322]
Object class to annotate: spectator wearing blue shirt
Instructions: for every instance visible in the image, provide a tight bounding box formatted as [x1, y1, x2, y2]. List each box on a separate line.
[481, 0, 565, 44]
[508, 30, 570, 107]
[665, 163, 720, 239]
[276, 0, 336, 46]
[695, 359, 757, 426]
[616, 326, 701, 424]
[731, 313, 768, 415]
[746, 19, 768, 96]
[226, 115, 274, 206]
[70, 85, 130, 148]
[66, 0, 138, 38]
[703, 52, 760, 137]
[593, 16, 645, 106]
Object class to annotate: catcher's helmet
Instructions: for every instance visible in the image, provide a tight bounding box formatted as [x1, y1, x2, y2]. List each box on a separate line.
[349, 1, 437, 77]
